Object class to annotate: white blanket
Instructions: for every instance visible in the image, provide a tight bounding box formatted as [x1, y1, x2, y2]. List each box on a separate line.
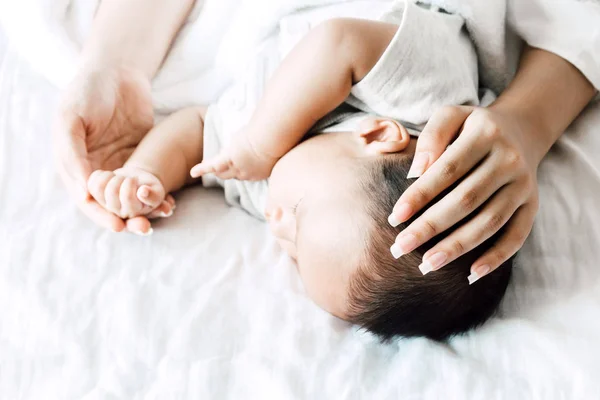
[2, 1, 600, 398]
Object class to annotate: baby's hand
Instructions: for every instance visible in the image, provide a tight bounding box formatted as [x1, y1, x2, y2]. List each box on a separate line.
[190, 132, 278, 181]
[87, 166, 169, 220]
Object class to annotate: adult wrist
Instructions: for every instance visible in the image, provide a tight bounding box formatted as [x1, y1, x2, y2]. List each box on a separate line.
[78, 51, 151, 81]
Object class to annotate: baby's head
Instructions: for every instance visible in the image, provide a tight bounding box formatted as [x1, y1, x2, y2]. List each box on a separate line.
[266, 117, 512, 340]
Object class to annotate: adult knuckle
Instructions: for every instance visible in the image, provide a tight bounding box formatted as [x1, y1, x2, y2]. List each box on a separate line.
[409, 186, 431, 206]
[485, 212, 505, 233]
[422, 219, 439, 237]
[467, 108, 488, 123]
[491, 248, 508, 265]
[504, 149, 524, 170]
[441, 160, 459, 179]
[482, 122, 501, 141]
[451, 240, 465, 256]
[459, 189, 479, 211]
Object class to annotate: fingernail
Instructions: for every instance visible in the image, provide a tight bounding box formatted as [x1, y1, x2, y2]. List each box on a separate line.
[418, 261, 434, 275]
[139, 187, 150, 198]
[134, 228, 154, 237]
[468, 264, 491, 285]
[390, 243, 403, 259]
[160, 209, 173, 218]
[388, 214, 400, 227]
[388, 203, 412, 227]
[419, 252, 447, 275]
[407, 152, 430, 179]
[171, 204, 177, 210]
[390, 234, 418, 259]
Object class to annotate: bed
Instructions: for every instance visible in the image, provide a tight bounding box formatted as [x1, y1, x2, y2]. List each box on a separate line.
[1, 3, 600, 399]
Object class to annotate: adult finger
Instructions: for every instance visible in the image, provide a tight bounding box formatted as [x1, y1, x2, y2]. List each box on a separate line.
[389, 124, 491, 227]
[407, 106, 474, 179]
[53, 110, 92, 201]
[126, 216, 153, 236]
[79, 195, 126, 232]
[418, 183, 526, 274]
[467, 201, 538, 284]
[54, 111, 126, 232]
[390, 154, 512, 258]
[147, 200, 174, 219]
[165, 194, 176, 208]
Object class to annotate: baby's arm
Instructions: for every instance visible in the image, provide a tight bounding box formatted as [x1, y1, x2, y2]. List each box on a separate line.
[192, 18, 398, 181]
[88, 107, 205, 219]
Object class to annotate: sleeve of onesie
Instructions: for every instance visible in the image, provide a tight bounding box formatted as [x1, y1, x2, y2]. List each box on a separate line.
[508, 0, 600, 92]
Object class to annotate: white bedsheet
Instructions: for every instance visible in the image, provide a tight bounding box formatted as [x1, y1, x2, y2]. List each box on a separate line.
[2, 11, 600, 400]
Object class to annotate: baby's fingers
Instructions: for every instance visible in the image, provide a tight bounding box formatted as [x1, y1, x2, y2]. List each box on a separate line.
[88, 170, 115, 206]
[120, 177, 143, 218]
[190, 155, 233, 178]
[137, 184, 164, 209]
[104, 175, 126, 216]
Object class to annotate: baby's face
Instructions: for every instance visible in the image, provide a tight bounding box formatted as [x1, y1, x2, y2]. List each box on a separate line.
[266, 118, 415, 318]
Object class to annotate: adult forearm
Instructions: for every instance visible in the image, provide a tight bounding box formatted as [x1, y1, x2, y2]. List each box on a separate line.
[81, 0, 195, 78]
[490, 46, 597, 164]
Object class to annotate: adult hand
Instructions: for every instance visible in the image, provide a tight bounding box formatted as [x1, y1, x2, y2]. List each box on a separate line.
[53, 66, 167, 234]
[388, 105, 541, 283]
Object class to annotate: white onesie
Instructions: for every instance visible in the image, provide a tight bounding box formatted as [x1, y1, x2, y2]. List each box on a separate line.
[201, 0, 479, 219]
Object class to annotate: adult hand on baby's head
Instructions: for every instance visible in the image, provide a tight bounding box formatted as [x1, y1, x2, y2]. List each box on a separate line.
[53, 66, 156, 234]
[389, 106, 541, 284]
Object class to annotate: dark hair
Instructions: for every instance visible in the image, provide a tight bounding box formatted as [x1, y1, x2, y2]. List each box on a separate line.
[347, 155, 513, 341]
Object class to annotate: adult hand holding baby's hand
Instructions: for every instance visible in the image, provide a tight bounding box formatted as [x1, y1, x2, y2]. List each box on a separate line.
[389, 105, 541, 283]
[53, 66, 158, 234]
[87, 166, 174, 225]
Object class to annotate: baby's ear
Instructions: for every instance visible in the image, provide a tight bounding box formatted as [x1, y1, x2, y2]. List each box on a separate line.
[356, 117, 410, 154]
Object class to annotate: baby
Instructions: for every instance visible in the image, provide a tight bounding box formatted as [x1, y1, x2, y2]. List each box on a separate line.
[87, 1, 512, 340]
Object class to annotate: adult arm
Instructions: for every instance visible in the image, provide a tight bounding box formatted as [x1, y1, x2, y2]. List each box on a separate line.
[81, 0, 196, 79]
[388, 45, 596, 282]
[54, 0, 196, 234]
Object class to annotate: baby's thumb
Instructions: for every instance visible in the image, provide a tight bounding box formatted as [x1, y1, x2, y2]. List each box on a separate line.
[137, 185, 164, 208]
